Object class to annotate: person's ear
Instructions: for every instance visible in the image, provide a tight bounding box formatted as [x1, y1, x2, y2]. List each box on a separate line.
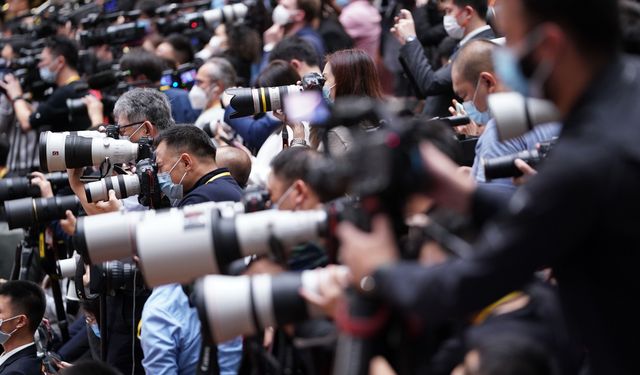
[481, 72, 498, 94]
[536, 24, 566, 63]
[293, 9, 306, 23]
[290, 59, 302, 72]
[293, 180, 307, 207]
[182, 153, 194, 171]
[142, 121, 153, 136]
[15, 315, 28, 330]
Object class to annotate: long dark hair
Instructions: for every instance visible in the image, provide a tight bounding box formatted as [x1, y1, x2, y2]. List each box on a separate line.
[326, 49, 383, 100]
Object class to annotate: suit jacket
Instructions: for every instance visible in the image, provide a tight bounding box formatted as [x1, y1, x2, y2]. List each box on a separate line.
[0, 345, 42, 375]
[398, 27, 495, 117]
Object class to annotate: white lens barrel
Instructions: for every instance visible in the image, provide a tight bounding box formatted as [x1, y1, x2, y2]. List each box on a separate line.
[235, 210, 327, 257]
[85, 174, 140, 203]
[90, 138, 140, 165]
[57, 257, 78, 279]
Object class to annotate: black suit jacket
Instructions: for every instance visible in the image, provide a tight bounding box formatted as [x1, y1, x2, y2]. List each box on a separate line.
[398, 27, 495, 117]
[0, 344, 42, 375]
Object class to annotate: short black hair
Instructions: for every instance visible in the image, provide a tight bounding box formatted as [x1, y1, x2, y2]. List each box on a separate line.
[0, 280, 46, 333]
[155, 125, 217, 160]
[119, 48, 165, 83]
[270, 147, 321, 186]
[165, 33, 194, 65]
[453, 0, 488, 21]
[59, 360, 123, 375]
[255, 60, 300, 87]
[520, 0, 620, 58]
[269, 36, 319, 68]
[471, 333, 556, 375]
[45, 35, 79, 70]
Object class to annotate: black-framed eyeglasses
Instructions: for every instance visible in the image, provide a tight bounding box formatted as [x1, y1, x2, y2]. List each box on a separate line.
[117, 120, 146, 135]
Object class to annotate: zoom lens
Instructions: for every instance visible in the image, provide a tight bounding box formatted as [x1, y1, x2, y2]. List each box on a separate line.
[222, 85, 303, 119]
[84, 174, 141, 203]
[4, 196, 80, 229]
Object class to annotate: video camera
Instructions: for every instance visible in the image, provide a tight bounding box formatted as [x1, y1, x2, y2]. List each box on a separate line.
[160, 63, 197, 91]
[0, 172, 69, 203]
[222, 72, 326, 119]
[77, 21, 147, 48]
[39, 131, 153, 172]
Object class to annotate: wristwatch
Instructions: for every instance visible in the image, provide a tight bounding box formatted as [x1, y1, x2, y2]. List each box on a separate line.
[289, 138, 308, 147]
[405, 35, 417, 44]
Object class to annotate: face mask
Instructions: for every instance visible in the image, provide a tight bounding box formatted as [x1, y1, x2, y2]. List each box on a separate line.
[157, 157, 187, 206]
[39, 63, 57, 84]
[492, 28, 552, 98]
[0, 315, 21, 345]
[138, 19, 152, 32]
[120, 122, 145, 142]
[336, 0, 350, 8]
[189, 85, 209, 110]
[90, 323, 101, 338]
[443, 14, 465, 39]
[462, 78, 491, 125]
[322, 84, 336, 103]
[272, 5, 293, 26]
[272, 183, 297, 210]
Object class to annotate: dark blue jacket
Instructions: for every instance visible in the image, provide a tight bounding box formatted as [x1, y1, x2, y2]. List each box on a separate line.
[0, 344, 42, 375]
[224, 107, 281, 153]
[164, 89, 200, 124]
[178, 168, 243, 207]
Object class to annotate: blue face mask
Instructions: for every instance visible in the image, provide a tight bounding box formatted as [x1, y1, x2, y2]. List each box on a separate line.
[157, 157, 186, 207]
[39, 66, 57, 84]
[492, 28, 552, 98]
[90, 323, 101, 339]
[492, 47, 530, 96]
[462, 78, 492, 125]
[336, 0, 350, 7]
[322, 84, 335, 104]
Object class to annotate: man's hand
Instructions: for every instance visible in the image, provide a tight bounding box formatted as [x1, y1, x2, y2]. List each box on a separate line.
[29, 171, 54, 198]
[82, 95, 104, 127]
[263, 24, 284, 47]
[95, 190, 122, 213]
[419, 142, 477, 214]
[391, 9, 417, 45]
[512, 159, 538, 186]
[60, 210, 77, 236]
[449, 99, 483, 136]
[299, 265, 351, 319]
[337, 215, 398, 287]
[0, 74, 24, 100]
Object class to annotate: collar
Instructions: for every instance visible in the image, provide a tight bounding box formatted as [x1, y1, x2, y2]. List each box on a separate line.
[63, 75, 81, 86]
[0, 342, 34, 367]
[459, 25, 492, 47]
[184, 167, 231, 195]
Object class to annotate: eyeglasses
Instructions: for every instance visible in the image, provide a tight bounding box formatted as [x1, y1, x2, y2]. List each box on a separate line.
[117, 120, 147, 136]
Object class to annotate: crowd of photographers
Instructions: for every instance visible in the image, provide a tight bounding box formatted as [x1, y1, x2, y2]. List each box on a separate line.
[1, 0, 639, 374]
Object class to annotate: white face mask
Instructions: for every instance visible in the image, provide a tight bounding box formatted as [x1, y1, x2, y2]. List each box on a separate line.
[208, 35, 226, 54]
[272, 4, 293, 26]
[189, 85, 209, 110]
[443, 14, 465, 39]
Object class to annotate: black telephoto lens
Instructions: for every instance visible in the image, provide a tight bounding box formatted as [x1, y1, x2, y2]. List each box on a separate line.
[4, 196, 81, 229]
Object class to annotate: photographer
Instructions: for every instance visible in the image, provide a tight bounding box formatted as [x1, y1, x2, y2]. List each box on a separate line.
[449, 39, 559, 185]
[141, 125, 242, 374]
[0, 36, 91, 133]
[68, 88, 175, 216]
[0, 280, 46, 375]
[336, 0, 640, 373]
[392, 0, 495, 117]
[192, 58, 237, 132]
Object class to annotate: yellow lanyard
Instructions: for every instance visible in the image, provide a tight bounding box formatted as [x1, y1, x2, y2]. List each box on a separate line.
[472, 291, 524, 325]
[64, 75, 81, 85]
[205, 171, 231, 185]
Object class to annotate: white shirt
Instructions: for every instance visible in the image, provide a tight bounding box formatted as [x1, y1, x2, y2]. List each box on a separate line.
[0, 342, 34, 366]
[459, 25, 492, 47]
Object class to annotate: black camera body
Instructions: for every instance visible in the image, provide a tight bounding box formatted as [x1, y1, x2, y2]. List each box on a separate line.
[483, 140, 555, 180]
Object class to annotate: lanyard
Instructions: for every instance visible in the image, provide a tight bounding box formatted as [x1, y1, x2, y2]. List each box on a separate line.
[205, 171, 231, 185]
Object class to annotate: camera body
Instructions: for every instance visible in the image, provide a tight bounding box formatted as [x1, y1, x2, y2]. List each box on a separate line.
[483, 140, 555, 180]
